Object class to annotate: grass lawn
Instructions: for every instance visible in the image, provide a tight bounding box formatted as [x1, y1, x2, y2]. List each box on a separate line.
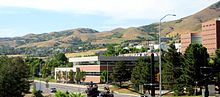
[110, 87, 139, 95]
[109, 84, 204, 97]
[109, 85, 140, 95]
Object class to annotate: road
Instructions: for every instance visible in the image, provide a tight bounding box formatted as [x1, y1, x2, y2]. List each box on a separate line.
[32, 81, 137, 97]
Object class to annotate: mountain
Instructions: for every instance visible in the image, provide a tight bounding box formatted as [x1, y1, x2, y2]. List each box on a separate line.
[0, 1, 220, 56]
[0, 27, 149, 56]
[0, 27, 148, 48]
[162, 1, 220, 36]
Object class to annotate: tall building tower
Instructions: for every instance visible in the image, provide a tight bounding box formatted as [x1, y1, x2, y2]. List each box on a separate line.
[202, 19, 220, 55]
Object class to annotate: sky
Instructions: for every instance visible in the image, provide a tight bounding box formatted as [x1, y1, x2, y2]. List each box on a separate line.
[0, 0, 219, 37]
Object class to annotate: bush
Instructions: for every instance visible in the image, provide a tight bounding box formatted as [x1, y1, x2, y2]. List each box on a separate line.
[69, 93, 85, 97]
[55, 91, 85, 97]
[55, 91, 68, 97]
[32, 87, 37, 95]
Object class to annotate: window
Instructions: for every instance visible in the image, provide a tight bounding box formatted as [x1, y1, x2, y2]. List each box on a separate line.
[78, 61, 99, 65]
[86, 72, 100, 76]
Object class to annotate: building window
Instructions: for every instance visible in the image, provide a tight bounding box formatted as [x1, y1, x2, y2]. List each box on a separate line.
[78, 61, 99, 65]
[100, 61, 136, 66]
[86, 72, 100, 76]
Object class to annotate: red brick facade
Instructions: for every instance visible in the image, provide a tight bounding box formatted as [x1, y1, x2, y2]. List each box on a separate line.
[202, 19, 220, 55]
[181, 19, 220, 55]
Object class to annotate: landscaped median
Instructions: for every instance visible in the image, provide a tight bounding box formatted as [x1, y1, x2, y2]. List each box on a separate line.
[110, 86, 139, 96]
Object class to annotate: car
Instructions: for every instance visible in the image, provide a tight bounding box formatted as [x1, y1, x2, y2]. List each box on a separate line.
[50, 88, 57, 93]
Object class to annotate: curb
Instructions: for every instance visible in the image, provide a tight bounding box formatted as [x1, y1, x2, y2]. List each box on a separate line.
[113, 91, 139, 96]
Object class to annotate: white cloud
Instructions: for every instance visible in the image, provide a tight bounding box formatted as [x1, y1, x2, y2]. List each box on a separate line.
[0, 0, 218, 20]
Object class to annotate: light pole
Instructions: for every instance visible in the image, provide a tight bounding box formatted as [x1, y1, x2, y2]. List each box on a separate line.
[159, 14, 176, 97]
[107, 62, 109, 83]
[39, 62, 42, 92]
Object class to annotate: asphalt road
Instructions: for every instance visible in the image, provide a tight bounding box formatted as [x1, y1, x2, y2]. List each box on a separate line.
[32, 81, 137, 97]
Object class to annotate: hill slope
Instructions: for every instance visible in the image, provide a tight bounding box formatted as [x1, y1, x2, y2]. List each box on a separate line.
[163, 1, 220, 35]
[0, 27, 149, 56]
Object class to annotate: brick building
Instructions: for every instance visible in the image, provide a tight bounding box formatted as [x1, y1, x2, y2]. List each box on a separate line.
[181, 19, 220, 54]
[201, 19, 220, 55]
[55, 55, 154, 83]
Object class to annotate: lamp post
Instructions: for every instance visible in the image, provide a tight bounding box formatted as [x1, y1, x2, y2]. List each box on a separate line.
[39, 62, 42, 92]
[159, 14, 176, 97]
[107, 62, 109, 84]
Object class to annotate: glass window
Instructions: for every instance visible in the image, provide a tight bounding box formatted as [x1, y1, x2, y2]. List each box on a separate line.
[86, 72, 100, 76]
[192, 36, 202, 44]
[78, 61, 99, 65]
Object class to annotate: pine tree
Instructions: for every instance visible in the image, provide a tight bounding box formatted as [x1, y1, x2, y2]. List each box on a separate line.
[131, 58, 150, 90]
[213, 48, 220, 93]
[0, 56, 30, 97]
[179, 43, 209, 95]
[162, 43, 183, 90]
[112, 62, 131, 86]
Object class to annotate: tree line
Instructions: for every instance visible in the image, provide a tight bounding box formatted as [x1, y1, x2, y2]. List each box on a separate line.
[109, 43, 220, 96]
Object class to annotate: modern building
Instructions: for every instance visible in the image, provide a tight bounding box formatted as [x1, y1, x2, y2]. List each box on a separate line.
[180, 18, 220, 54]
[55, 55, 154, 83]
[201, 19, 220, 55]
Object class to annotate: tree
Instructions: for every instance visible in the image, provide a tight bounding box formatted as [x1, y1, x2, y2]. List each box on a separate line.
[212, 48, 220, 93]
[100, 70, 108, 83]
[0, 56, 30, 97]
[46, 53, 69, 78]
[62, 71, 67, 82]
[162, 43, 183, 90]
[54, 53, 68, 65]
[47, 53, 68, 67]
[131, 58, 151, 90]
[178, 43, 209, 95]
[56, 71, 62, 81]
[74, 68, 86, 84]
[42, 64, 50, 78]
[112, 62, 131, 86]
[25, 57, 43, 77]
[104, 45, 117, 56]
[69, 70, 75, 83]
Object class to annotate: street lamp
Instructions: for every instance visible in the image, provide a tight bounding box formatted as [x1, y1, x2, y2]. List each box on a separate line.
[107, 62, 109, 84]
[159, 14, 176, 97]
